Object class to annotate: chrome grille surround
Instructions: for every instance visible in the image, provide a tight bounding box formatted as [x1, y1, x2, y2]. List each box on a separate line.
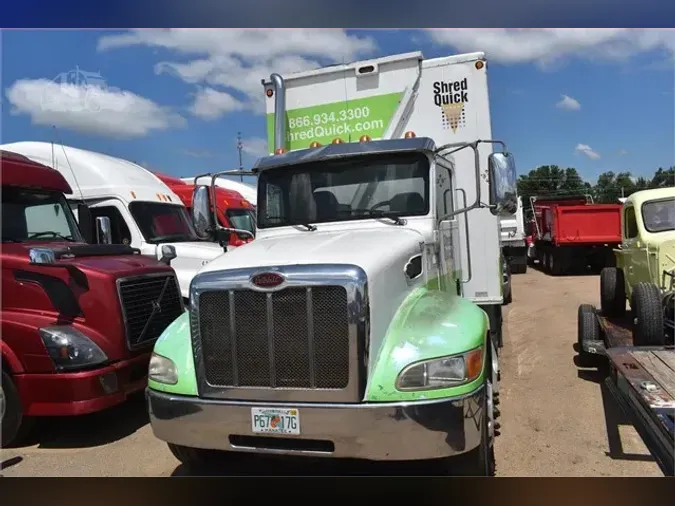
[190, 264, 369, 403]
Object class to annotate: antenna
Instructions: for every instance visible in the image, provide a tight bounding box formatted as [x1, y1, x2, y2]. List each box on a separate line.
[52, 125, 85, 201]
[237, 132, 244, 182]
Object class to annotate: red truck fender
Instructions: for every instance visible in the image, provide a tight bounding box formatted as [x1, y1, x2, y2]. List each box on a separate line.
[1, 340, 24, 374]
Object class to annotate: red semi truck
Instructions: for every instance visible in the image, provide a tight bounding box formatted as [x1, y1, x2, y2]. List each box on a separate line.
[529, 195, 622, 276]
[1, 151, 185, 446]
[153, 172, 255, 247]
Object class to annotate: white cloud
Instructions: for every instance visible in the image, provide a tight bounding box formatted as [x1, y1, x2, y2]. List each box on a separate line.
[575, 143, 601, 160]
[190, 87, 246, 120]
[555, 94, 581, 111]
[97, 29, 378, 116]
[241, 136, 269, 158]
[5, 78, 184, 138]
[426, 29, 675, 68]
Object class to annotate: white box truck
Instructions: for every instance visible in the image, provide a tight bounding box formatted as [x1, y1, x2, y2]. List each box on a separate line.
[0, 142, 225, 303]
[145, 51, 518, 475]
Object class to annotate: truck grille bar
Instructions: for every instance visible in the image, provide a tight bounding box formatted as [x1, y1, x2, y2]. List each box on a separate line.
[198, 286, 350, 389]
[190, 264, 368, 403]
[117, 273, 184, 350]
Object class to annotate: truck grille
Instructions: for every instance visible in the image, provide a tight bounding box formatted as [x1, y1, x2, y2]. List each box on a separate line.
[118, 274, 183, 350]
[197, 286, 350, 389]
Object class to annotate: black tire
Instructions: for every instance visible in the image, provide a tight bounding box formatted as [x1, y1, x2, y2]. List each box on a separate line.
[542, 251, 550, 273]
[577, 304, 601, 367]
[511, 260, 527, 275]
[631, 283, 665, 346]
[1, 370, 34, 447]
[503, 289, 512, 305]
[600, 267, 626, 317]
[549, 250, 563, 276]
[168, 443, 221, 469]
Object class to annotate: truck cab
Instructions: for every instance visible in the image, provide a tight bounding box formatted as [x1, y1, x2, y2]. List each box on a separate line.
[500, 196, 527, 274]
[0, 142, 225, 302]
[146, 50, 518, 476]
[0, 150, 185, 447]
[599, 187, 675, 345]
[153, 172, 256, 247]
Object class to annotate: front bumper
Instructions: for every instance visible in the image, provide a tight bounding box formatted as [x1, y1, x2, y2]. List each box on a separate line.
[15, 353, 151, 417]
[147, 385, 485, 461]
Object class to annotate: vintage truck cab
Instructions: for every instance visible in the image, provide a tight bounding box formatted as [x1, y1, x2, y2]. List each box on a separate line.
[145, 133, 517, 475]
[599, 187, 675, 345]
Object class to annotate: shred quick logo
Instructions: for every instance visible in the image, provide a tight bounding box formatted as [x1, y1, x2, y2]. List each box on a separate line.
[433, 78, 468, 132]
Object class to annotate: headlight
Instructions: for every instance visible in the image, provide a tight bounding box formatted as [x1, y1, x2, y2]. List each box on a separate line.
[148, 353, 178, 385]
[396, 347, 484, 391]
[39, 325, 108, 371]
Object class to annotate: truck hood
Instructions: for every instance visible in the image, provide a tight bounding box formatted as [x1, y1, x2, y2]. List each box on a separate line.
[2, 241, 173, 277]
[200, 227, 425, 277]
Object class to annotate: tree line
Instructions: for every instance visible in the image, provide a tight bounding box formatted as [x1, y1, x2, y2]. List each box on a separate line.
[517, 165, 675, 209]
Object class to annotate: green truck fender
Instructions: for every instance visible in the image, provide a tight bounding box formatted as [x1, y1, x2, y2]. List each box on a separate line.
[365, 286, 490, 402]
[148, 311, 198, 396]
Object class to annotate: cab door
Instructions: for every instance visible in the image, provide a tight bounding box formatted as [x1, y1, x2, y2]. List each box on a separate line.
[621, 204, 648, 296]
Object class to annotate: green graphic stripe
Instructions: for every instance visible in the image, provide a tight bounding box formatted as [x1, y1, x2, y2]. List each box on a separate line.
[266, 92, 403, 152]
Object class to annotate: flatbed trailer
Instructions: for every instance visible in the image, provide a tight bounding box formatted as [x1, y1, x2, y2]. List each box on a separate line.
[577, 306, 675, 476]
[605, 346, 675, 477]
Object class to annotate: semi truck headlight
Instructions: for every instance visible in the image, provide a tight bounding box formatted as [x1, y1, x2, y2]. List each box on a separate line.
[39, 325, 108, 371]
[149, 353, 178, 385]
[396, 347, 484, 391]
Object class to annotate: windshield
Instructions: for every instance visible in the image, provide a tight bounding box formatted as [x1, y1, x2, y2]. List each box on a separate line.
[257, 152, 430, 229]
[642, 197, 675, 233]
[2, 188, 84, 243]
[129, 201, 200, 243]
[226, 208, 256, 236]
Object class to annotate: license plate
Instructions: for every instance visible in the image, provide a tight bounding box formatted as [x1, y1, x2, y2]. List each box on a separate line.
[251, 407, 300, 435]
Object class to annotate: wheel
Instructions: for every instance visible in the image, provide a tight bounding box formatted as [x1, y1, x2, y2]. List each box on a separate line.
[631, 283, 665, 346]
[542, 251, 550, 273]
[577, 304, 601, 367]
[600, 267, 626, 317]
[503, 289, 512, 305]
[168, 443, 222, 469]
[1, 370, 34, 447]
[549, 250, 562, 276]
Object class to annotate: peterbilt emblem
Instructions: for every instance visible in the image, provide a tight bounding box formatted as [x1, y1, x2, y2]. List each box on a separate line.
[251, 272, 285, 288]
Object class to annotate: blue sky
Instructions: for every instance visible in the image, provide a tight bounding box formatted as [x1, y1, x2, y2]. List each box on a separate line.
[1, 29, 673, 185]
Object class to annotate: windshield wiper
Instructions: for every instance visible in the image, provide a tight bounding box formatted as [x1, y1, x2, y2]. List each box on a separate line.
[26, 232, 77, 241]
[351, 209, 407, 226]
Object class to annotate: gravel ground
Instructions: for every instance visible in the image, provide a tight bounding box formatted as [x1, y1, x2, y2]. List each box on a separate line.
[0, 268, 663, 477]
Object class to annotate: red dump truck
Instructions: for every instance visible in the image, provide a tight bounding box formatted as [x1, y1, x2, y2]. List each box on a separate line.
[529, 195, 622, 276]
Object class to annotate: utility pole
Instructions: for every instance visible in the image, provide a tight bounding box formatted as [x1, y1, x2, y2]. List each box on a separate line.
[237, 132, 244, 182]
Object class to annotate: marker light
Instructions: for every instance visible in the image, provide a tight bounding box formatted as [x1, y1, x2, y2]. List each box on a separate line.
[332, 138, 344, 144]
[130, 191, 137, 199]
[475, 61, 485, 70]
[404, 131, 416, 139]
[266, 89, 274, 97]
[309, 141, 322, 148]
[274, 148, 287, 155]
[359, 135, 372, 142]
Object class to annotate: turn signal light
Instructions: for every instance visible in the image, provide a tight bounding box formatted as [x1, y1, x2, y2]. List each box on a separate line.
[266, 89, 274, 97]
[404, 131, 416, 139]
[332, 138, 344, 144]
[359, 135, 371, 142]
[475, 60, 485, 70]
[274, 148, 287, 155]
[309, 141, 322, 148]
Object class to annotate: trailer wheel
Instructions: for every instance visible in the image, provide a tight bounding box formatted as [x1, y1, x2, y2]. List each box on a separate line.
[549, 250, 563, 276]
[577, 304, 601, 367]
[600, 267, 626, 317]
[1, 370, 34, 448]
[631, 282, 665, 346]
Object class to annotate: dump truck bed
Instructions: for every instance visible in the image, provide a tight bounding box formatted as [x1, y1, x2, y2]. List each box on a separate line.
[604, 346, 675, 476]
[536, 203, 622, 246]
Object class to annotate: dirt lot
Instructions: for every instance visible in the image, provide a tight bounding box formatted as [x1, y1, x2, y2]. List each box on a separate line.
[0, 268, 663, 477]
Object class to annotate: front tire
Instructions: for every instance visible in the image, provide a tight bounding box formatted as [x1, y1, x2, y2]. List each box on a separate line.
[1, 370, 34, 447]
[631, 283, 665, 346]
[600, 267, 626, 317]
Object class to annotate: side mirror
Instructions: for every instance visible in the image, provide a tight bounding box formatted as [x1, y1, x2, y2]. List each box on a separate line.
[95, 216, 113, 244]
[215, 228, 231, 247]
[488, 152, 518, 216]
[77, 203, 93, 243]
[191, 185, 215, 240]
[159, 244, 177, 266]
